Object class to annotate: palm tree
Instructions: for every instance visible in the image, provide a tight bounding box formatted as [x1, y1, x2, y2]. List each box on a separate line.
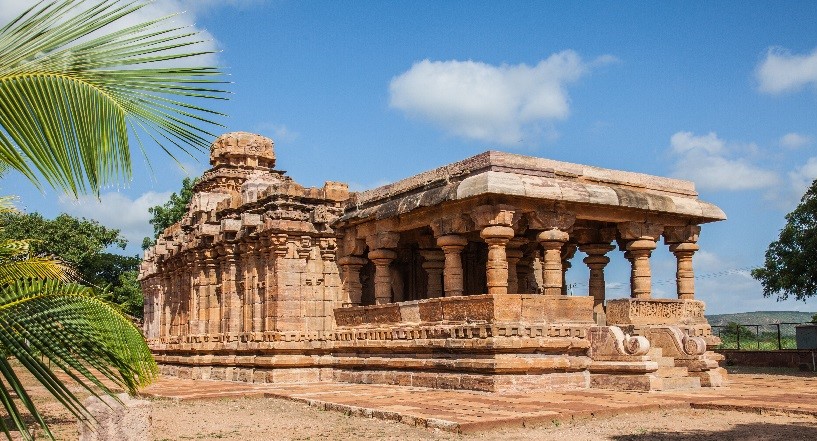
[0, 1, 227, 438]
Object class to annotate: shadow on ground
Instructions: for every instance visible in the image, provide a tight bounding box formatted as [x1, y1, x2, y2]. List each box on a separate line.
[610, 422, 817, 441]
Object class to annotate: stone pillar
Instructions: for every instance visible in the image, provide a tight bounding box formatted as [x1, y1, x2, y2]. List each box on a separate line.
[537, 229, 570, 296]
[618, 222, 663, 300]
[261, 234, 285, 332]
[201, 251, 216, 335]
[561, 243, 577, 296]
[160, 268, 172, 338]
[505, 239, 525, 294]
[480, 226, 515, 295]
[218, 244, 241, 333]
[187, 254, 200, 337]
[580, 243, 615, 324]
[527, 207, 575, 296]
[338, 255, 367, 305]
[368, 249, 397, 304]
[419, 250, 445, 298]
[182, 258, 192, 337]
[437, 234, 468, 297]
[249, 244, 264, 333]
[670, 242, 698, 300]
[664, 225, 701, 300]
[627, 240, 656, 299]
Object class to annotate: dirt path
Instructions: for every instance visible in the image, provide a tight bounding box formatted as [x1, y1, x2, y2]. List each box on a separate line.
[15, 367, 817, 440]
[149, 396, 817, 441]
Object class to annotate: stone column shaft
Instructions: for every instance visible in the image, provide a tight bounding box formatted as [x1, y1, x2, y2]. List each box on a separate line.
[368, 249, 397, 304]
[537, 229, 570, 296]
[437, 234, 468, 297]
[419, 250, 445, 299]
[580, 243, 614, 325]
[338, 256, 367, 305]
[627, 239, 656, 299]
[505, 248, 524, 294]
[250, 248, 264, 333]
[201, 258, 215, 335]
[480, 226, 515, 295]
[670, 242, 699, 300]
[561, 244, 577, 296]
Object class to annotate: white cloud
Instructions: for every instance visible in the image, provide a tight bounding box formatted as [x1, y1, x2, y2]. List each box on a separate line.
[58, 191, 172, 251]
[789, 157, 817, 197]
[389, 51, 614, 145]
[669, 131, 779, 191]
[254, 122, 299, 143]
[779, 132, 813, 149]
[756, 46, 817, 94]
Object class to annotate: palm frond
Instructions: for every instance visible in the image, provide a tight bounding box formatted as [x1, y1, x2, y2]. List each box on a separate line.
[0, 254, 74, 285]
[0, 278, 157, 439]
[0, 0, 228, 197]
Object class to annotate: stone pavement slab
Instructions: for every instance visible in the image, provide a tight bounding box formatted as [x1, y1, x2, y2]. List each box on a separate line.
[141, 373, 817, 433]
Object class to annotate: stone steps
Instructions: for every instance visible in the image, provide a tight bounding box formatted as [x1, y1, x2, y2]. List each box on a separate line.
[655, 366, 690, 378]
[654, 375, 701, 391]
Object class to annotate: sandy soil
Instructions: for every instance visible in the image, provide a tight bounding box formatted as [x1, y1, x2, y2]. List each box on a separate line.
[14, 367, 817, 440]
[146, 397, 817, 441]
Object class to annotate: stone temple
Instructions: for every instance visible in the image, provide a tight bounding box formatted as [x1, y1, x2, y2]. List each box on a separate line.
[140, 132, 727, 392]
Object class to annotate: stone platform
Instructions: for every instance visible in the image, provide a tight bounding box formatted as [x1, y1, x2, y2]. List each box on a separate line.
[141, 372, 817, 433]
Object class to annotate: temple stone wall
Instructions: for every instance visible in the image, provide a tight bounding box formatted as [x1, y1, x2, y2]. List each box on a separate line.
[140, 132, 348, 344]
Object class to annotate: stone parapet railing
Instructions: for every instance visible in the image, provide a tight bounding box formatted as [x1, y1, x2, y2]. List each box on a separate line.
[606, 298, 707, 326]
[334, 294, 594, 327]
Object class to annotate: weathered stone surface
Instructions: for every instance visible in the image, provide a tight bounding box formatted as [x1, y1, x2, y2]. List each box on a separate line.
[78, 394, 151, 441]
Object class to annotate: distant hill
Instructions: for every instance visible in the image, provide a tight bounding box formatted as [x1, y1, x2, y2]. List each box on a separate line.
[706, 311, 816, 326]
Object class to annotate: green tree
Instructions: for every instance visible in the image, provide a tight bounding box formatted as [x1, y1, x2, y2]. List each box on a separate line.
[720, 321, 754, 341]
[0, 0, 226, 438]
[142, 177, 197, 249]
[0, 211, 143, 317]
[0, 200, 155, 440]
[752, 179, 817, 301]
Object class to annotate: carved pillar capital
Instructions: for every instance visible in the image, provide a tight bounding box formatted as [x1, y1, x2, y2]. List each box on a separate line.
[537, 228, 570, 245]
[663, 225, 701, 244]
[527, 208, 575, 232]
[470, 204, 519, 229]
[366, 231, 400, 250]
[618, 221, 664, 241]
[430, 215, 473, 238]
[573, 227, 617, 246]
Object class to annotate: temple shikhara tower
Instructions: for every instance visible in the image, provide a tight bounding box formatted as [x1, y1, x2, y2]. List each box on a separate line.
[140, 132, 727, 392]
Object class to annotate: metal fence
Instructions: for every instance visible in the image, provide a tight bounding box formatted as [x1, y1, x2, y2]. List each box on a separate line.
[711, 323, 809, 350]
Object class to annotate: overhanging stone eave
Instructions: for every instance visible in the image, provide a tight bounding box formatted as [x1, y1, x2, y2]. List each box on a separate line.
[349, 150, 702, 210]
[336, 170, 726, 227]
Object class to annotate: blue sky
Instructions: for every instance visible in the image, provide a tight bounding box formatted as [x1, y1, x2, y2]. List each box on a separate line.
[5, 1, 817, 314]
